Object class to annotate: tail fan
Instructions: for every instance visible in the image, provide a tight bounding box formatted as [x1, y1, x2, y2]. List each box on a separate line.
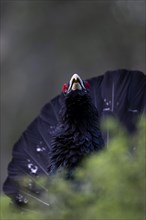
[3, 69, 146, 208]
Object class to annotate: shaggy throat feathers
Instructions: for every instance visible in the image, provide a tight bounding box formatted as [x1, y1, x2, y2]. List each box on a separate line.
[48, 74, 104, 173]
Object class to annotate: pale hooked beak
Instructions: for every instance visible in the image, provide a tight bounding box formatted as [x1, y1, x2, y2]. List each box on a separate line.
[68, 74, 85, 91]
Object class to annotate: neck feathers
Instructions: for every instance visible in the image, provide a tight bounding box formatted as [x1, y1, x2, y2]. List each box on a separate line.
[60, 92, 100, 130]
[48, 91, 104, 174]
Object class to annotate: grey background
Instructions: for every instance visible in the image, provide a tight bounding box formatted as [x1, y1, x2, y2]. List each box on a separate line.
[1, 0, 145, 191]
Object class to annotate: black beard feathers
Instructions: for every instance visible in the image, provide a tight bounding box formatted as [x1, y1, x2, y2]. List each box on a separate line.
[48, 90, 104, 175]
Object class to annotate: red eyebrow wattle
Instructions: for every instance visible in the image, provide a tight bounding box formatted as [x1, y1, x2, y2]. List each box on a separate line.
[85, 81, 90, 89]
[62, 83, 68, 93]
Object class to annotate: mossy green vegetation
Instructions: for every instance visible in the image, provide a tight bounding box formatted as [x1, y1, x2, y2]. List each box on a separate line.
[1, 116, 145, 220]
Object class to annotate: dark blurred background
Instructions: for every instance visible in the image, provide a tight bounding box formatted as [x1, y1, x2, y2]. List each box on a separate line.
[1, 0, 145, 191]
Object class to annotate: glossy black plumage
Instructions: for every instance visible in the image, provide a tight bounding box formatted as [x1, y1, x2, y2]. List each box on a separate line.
[3, 69, 146, 207]
[48, 90, 104, 174]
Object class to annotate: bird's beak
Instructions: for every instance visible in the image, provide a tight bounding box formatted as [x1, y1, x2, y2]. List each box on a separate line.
[68, 74, 85, 92]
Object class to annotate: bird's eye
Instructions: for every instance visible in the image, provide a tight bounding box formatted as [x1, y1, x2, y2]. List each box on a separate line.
[85, 81, 90, 89]
[62, 83, 68, 93]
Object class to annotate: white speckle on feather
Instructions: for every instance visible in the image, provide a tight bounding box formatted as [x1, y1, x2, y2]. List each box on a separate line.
[103, 108, 110, 111]
[24, 198, 28, 204]
[128, 109, 138, 113]
[106, 102, 109, 106]
[36, 147, 42, 152]
[16, 194, 28, 203]
[36, 146, 46, 152]
[16, 194, 23, 200]
[28, 163, 38, 174]
[104, 98, 106, 102]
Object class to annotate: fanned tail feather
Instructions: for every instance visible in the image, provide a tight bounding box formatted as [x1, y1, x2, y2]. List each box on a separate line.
[3, 69, 146, 208]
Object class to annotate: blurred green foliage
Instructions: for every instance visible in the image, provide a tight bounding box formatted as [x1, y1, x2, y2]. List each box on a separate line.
[1, 117, 145, 220]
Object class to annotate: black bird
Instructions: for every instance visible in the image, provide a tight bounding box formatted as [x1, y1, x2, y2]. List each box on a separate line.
[3, 70, 146, 207]
[48, 74, 104, 175]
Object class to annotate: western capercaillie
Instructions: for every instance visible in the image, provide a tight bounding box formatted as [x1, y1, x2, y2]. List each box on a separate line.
[3, 70, 146, 208]
[48, 74, 104, 175]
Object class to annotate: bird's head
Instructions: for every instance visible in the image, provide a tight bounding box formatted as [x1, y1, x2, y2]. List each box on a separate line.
[62, 73, 90, 95]
[60, 74, 92, 123]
